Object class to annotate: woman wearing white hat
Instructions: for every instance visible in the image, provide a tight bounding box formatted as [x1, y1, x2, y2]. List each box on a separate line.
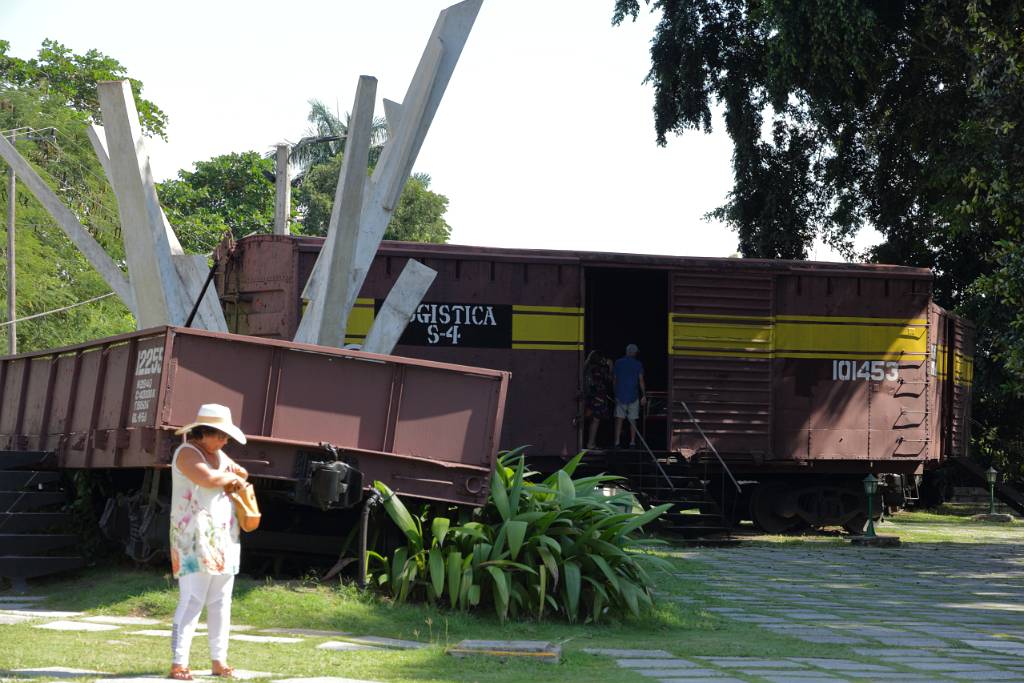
[168, 404, 249, 681]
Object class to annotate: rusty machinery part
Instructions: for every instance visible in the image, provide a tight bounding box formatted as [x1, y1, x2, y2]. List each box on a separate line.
[292, 444, 364, 511]
[749, 478, 891, 534]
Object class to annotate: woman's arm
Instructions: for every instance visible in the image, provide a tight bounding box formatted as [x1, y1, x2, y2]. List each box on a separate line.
[176, 448, 245, 489]
[223, 454, 248, 480]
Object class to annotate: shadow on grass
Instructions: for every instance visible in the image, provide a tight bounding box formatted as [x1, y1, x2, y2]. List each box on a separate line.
[6, 557, 709, 648]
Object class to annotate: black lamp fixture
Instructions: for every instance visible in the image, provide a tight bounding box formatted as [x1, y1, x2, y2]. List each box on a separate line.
[862, 474, 878, 538]
[986, 467, 998, 516]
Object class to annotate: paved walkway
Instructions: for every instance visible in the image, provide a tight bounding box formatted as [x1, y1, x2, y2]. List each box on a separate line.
[7, 542, 1024, 681]
[619, 542, 1024, 681]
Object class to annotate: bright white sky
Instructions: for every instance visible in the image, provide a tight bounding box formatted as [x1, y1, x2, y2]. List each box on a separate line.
[2, 0, 874, 260]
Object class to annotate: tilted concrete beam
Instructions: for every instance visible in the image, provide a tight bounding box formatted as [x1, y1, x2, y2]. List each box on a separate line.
[295, 0, 482, 344]
[382, 99, 403, 138]
[88, 123, 226, 332]
[299, 75, 377, 348]
[361, 259, 437, 355]
[0, 134, 136, 315]
[97, 80, 190, 329]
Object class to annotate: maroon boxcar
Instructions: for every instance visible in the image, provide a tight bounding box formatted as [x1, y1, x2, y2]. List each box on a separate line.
[0, 326, 508, 577]
[0, 326, 507, 505]
[217, 235, 975, 531]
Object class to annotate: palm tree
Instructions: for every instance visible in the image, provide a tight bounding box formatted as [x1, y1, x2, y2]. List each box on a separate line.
[289, 99, 388, 177]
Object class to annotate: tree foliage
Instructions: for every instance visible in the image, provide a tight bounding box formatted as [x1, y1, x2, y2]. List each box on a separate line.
[290, 99, 387, 174]
[0, 39, 167, 138]
[615, 0, 1024, 469]
[158, 152, 279, 254]
[295, 158, 451, 243]
[159, 99, 451, 249]
[0, 88, 135, 353]
[291, 99, 451, 242]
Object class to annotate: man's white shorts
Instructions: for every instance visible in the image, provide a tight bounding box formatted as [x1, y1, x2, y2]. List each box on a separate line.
[615, 400, 639, 420]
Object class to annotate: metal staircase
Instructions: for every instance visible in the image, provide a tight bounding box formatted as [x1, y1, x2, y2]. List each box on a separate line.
[0, 451, 84, 590]
[950, 457, 1024, 516]
[577, 449, 735, 539]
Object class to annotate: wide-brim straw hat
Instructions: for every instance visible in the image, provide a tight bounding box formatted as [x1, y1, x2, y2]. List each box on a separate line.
[174, 403, 247, 444]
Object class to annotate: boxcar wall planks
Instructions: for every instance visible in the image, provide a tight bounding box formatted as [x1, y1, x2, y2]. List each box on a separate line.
[218, 236, 974, 475]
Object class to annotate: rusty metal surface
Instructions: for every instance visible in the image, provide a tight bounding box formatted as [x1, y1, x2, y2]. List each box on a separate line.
[669, 271, 774, 458]
[222, 235, 583, 455]
[0, 326, 509, 506]
[218, 235, 972, 474]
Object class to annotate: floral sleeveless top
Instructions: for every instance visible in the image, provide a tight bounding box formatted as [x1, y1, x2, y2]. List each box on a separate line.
[169, 443, 240, 579]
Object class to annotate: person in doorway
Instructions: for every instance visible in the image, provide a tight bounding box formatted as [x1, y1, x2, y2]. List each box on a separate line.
[168, 404, 249, 681]
[583, 351, 614, 449]
[613, 343, 646, 448]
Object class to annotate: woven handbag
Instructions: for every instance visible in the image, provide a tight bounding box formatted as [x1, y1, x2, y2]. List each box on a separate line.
[227, 482, 261, 532]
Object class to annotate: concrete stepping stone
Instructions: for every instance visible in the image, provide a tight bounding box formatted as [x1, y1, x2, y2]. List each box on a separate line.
[448, 640, 559, 663]
[789, 659, 895, 672]
[793, 633, 865, 644]
[699, 658, 806, 669]
[34, 620, 120, 632]
[195, 623, 254, 631]
[902, 661, 1007, 672]
[881, 636, 949, 647]
[617, 659, 697, 669]
[752, 675, 844, 682]
[259, 628, 350, 638]
[610, 659, 700, 671]
[229, 634, 303, 644]
[270, 678, 381, 683]
[80, 616, 161, 626]
[316, 641, 380, 652]
[642, 670, 727, 679]
[2, 609, 83, 618]
[0, 595, 47, 602]
[343, 635, 427, 650]
[191, 670, 275, 680]
[963, 638, 1024, 655]
[645, 677, 743, 682]
[0, 613, 34, 624]
[12, 667, 109, 678]
[962, 671, 1024, 680]
[583, 648, 675, 658]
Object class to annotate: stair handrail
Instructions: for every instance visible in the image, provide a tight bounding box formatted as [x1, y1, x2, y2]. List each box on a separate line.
[678, 400, 742, 494]
[622, 412, 675, 490]
[951, 456, 1024, 516]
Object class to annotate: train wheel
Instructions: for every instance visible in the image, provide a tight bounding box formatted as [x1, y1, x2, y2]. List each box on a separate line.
[750, 483, 801, 534]
[843, 514, 867, 534]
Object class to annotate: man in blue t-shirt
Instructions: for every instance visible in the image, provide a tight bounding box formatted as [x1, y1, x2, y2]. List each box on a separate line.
[613, 343, 646, 448]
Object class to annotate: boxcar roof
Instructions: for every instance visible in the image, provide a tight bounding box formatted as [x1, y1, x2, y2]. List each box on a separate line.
[275, 235, 932, 279]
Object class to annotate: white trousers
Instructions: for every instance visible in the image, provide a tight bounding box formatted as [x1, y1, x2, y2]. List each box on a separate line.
[171, 572, 235, 666]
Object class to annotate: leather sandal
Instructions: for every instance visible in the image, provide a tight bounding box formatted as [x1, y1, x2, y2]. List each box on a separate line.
[211, 663, 235, 678]
[169, 665, 192, 681]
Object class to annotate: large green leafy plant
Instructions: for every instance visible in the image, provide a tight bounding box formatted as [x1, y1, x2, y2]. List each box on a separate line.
[370, 449, 670, 623]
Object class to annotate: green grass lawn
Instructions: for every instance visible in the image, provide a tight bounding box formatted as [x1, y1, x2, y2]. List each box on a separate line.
[731, 502, 1023, 545]
[1, 505, 1020, 682]
[0, 559, 854, 682]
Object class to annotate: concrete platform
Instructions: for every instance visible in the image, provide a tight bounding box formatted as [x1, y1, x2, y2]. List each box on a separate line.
[448, 639, 560, 663]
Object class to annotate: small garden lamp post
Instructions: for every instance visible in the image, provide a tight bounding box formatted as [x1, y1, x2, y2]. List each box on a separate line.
[986, 467, 998, 516]
[863, 474, 878, 538]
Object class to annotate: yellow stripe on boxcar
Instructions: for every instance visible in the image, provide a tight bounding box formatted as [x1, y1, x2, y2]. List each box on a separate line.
[954, 351, 974, 386]
[669, 313, 928, 360]
[512, 306, 583, 351]
[343, 298, 376, 345]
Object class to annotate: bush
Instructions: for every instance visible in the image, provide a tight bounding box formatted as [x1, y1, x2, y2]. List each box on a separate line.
[370, 449, 671, 623]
